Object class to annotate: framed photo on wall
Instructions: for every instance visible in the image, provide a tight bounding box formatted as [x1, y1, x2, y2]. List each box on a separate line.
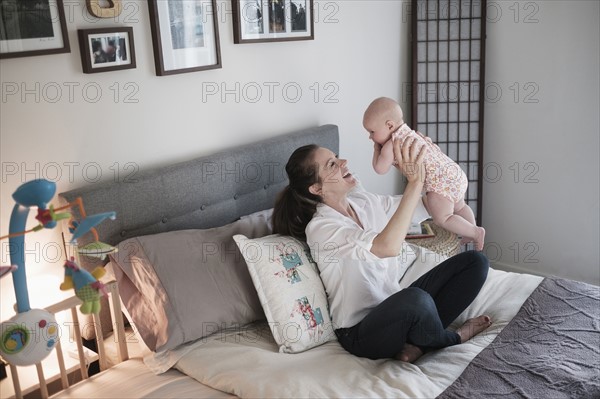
[0, 0, 70, 59]
[148, 0, 221, 76]
[77, 27, 136, 74]
[232, 0, 314, 44]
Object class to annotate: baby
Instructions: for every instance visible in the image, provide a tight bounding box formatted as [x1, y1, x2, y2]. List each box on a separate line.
[363, 97, 485, 250]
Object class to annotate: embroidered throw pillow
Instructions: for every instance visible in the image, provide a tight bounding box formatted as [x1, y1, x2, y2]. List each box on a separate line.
[233, 234, 336, 353]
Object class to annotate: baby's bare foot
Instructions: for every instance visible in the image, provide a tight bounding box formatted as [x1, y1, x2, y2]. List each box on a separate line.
[460, 236, 473, 245]
[395, 343, 424, 363]
[456, 315, 492, 343]
[474, 227, 486, 251]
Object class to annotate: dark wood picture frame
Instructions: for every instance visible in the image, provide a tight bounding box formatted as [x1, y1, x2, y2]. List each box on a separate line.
[232, 0, 314, 44]
[77, 27, 136, 74]
[0, 0, 70, 59]
[148, 0, 221, 76]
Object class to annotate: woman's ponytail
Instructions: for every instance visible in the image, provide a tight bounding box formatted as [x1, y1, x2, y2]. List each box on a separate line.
[272, 145, 322, 241]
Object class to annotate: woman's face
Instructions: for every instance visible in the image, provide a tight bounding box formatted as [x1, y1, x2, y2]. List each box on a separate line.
[310, 147, 357, 200]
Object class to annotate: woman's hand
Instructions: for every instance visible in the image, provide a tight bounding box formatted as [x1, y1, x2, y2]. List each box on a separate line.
[370, 137, 427, 259]
[393, 137, 427, 183]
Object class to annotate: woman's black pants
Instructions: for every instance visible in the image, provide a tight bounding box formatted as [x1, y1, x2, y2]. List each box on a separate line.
[335, 250, 489, 360]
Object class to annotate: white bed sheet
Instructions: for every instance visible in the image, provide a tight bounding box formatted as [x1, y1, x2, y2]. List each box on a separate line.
[52, 358, 235, 399]
[173, 252, 544, 398]
[102, 327, 151, 368]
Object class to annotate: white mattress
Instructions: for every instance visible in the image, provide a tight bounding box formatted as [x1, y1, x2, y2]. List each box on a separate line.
[52, 359, 235, 399]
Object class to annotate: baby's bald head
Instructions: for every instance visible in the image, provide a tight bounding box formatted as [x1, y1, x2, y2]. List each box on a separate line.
[362, 97, 406, 145]
[363, 97, 404, 127]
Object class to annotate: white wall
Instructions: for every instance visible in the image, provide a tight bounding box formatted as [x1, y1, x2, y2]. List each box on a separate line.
[0, 1, 411, 318]
[482, 1, 599, 284]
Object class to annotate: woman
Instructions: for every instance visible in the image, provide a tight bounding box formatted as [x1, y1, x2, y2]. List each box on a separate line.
[272, 137, 491, 362]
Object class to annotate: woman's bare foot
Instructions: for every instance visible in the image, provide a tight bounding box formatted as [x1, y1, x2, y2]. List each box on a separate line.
[474, 227, 486, 251]
[456, 315, 492, 343]
[395, 343, 424, 363]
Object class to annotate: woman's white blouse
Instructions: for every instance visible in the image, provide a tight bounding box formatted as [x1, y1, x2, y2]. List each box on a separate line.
[305, 190, 429, 329]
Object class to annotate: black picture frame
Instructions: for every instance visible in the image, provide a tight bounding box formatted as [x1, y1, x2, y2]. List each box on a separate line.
[148, 0, 222, 76]
[232, 0, 314, 44]
[0, 0, 70, 59]
[77, 27, 136, 74]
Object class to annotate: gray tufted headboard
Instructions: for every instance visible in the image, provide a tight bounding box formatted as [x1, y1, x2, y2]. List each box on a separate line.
[59, 125, 339, 249]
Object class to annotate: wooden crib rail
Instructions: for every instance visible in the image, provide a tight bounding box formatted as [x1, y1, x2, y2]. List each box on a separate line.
[6, 280, 128, 399]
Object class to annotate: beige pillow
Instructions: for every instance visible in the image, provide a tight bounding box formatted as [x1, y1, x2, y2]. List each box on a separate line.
[109, 212, 272, 352]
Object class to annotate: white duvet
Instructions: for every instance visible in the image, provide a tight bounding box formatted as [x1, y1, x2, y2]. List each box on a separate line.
[173, 246, 543, 398]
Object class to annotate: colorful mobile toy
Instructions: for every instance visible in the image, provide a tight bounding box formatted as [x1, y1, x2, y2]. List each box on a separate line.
[60, 257, 107, 314]
[0, 179, 116, 366]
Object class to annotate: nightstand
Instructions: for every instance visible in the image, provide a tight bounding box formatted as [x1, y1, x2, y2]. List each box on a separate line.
[406, 221, 461, 257]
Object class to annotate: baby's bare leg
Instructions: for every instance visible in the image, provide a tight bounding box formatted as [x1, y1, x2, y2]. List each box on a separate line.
[454, 198, 476, 225]
[454, 198, 477, 245]
[427, 192, 485, 250]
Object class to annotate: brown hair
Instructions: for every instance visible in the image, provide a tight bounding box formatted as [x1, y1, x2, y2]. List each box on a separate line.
[272, 144, 322, 241]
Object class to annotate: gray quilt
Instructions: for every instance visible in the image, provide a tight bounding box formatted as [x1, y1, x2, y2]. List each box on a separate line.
[439, 278, 600, 398]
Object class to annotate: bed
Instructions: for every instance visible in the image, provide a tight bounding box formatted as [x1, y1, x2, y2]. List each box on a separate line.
[46, 124, 599, 398]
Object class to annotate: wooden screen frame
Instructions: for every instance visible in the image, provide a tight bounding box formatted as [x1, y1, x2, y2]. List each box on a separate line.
[411, 0, 487, 224]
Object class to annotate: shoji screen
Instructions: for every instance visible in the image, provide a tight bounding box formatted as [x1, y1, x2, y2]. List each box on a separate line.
[411, 0, 487, 223]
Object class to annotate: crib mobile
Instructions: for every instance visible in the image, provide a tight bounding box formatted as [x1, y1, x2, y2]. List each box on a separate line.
[0, 179, 116, 366]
